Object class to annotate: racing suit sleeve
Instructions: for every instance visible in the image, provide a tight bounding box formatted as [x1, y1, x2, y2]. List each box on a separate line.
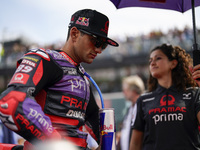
[0, 49, 63, 143]
[85, 87, 100, 144]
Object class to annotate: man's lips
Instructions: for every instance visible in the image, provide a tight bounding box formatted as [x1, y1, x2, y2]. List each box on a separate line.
[90, 53, 97, 59]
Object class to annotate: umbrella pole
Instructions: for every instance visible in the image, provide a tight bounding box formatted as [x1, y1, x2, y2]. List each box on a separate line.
[191, 0, 198, 48]
[191, 0, 200, 67]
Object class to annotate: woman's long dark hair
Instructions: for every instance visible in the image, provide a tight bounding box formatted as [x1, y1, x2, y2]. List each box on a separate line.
[148, 44, 197, 92]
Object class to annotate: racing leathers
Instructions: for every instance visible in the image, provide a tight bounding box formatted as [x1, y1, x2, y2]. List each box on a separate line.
[0, 48, 100, 149]
[132, 84, 200, 150]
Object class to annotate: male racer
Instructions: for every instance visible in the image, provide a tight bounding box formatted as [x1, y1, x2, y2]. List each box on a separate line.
[0, 9, 118, 150]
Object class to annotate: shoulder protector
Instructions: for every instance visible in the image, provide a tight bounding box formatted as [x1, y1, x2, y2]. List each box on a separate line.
[25, 48, 50, 61]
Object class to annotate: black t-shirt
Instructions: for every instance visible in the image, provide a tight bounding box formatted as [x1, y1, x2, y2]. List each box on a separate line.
[132, 84, 200, 150]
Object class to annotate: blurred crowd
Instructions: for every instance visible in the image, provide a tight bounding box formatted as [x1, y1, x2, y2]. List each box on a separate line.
[96, 26, 198, 60]
[0, 26, 199, 68]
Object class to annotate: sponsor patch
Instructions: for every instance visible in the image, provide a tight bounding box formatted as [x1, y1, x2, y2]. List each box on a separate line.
[75, 17, 89, 26]
[10, 73, 29, 84]
[66, 109, 85, 120]
[21, 59, 36, 67]
[61, 95, 87, 110]
[62, 67, 77, 75]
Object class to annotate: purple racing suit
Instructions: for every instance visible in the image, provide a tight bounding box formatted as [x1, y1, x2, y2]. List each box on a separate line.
[0, 48, 100, 149]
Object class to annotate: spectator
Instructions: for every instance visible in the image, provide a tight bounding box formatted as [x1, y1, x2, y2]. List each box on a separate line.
[117, 75, 145, 150]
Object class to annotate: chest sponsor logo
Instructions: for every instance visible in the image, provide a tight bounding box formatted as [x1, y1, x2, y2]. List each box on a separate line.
[61, 95, 87, 110]
[66, 110, 85, 119]
[68, 78, 87, 91]
[152, 113, 184, 125]
[149, 95, 186, 125]
[160, 95, 175, 106]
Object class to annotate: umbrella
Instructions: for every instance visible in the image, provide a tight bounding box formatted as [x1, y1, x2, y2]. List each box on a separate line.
[110, 0, 200, 66]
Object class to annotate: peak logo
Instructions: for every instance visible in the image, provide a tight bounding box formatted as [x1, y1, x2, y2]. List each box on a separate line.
[76, 17, 89, 26]
[160, 95, 175, 106]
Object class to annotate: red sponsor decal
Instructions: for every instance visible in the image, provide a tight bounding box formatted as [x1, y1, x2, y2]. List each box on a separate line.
[149, 106, 186, 114]
[61, 95, 87, 110]
[160, 95, 175, 106]
[16, 113, 46, 140]
[10, 73, 29, 84]
[140, 0, 166, 3]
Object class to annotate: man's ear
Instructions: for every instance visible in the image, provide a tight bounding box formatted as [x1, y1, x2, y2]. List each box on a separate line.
[70, 27, 79, 42]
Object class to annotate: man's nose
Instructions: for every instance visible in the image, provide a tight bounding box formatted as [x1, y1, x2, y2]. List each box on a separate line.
[94, 47, 102, 54]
